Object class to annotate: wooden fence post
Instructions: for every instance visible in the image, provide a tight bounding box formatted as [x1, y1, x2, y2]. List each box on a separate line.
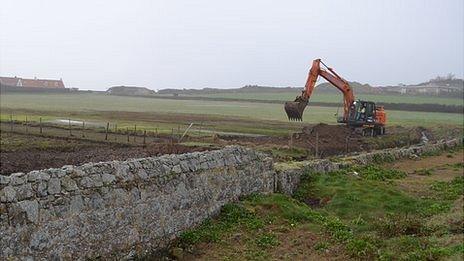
[82, 121, 85, 138]
[143, 130, 146, 145]
[127, 127, 130, 142]
[133, 124, 137, 142]
[171, 128, 174, 144]
[10, 114, 13, 132]
[105, 122, 109, 140]
[25, 116, 28, 133]
[68, 119, 72, 136]
[39, 117, 43, 134]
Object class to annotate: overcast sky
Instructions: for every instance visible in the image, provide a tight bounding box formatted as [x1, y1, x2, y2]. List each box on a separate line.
[1, 0, 463, 90]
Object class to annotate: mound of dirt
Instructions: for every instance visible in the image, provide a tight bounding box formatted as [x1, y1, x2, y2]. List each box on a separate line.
[293, 124, 364, 157]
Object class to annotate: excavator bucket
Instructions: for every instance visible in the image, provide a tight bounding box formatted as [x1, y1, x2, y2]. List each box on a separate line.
[284, 99, 308, 121]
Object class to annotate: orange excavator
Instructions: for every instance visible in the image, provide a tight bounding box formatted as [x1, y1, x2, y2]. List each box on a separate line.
[284, 59, 387, 136]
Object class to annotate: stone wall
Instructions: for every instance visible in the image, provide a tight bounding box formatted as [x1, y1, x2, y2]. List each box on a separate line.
[0, 146, 274, 259]
[275, 138, 462, 195]
[1, 138, 461, 259]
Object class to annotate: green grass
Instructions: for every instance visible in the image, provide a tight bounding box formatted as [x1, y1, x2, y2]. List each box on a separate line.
[257, 146, 310, 161]
[173, 162, 463, 260]
[430, 176, 464, 200]
[1, 93, 463, 129]
[184, 91, 464, 106]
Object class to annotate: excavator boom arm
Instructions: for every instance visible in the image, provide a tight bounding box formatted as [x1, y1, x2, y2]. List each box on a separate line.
[284, 59, 355, 121]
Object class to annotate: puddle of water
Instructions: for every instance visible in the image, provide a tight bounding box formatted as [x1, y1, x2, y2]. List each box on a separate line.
[50, 119, 102, 127]
[56, 119, 83, 125]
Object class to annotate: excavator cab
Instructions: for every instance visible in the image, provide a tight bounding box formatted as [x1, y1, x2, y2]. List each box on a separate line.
[346, 100, 376, 126]
[345, 100, 386, 135]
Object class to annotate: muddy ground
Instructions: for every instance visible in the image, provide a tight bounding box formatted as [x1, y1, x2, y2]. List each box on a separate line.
[0, 132, 210, 175]
[219, 124, 432, 158]
[0, 124, 457, 175]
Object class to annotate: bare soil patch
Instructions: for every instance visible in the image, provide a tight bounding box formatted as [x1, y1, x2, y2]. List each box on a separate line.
[219, 124, 429, 158]
[386, 150, 463, 174]
[386, 150, 463, 197]
[0, 132, 209, 175]
[182, 223, 347, 261]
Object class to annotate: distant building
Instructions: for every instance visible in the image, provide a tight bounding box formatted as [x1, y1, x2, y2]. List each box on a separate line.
[106, 86, 155, 96]
[0, 76, 65, 88]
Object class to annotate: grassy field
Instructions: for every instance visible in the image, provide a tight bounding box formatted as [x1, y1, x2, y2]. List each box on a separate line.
[1, 93, 462, 136]
[167, 149, 464, 260]
[183, 91, 464, 106]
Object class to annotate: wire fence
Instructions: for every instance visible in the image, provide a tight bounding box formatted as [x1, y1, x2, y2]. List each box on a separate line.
[0, 114, 216, 146]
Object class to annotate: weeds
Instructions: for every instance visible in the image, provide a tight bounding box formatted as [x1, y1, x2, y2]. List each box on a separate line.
[255, 233, 279, 248]
[314, 241, 329, 252]
[178, 203, 259, 246]
[346, 239, 376, 259]
[421, 149, 442, 157]
[374, 214, 426, 237]
[354, 165, 407, 180]
[430, 176, 464, 200]
[373, 153, 396, 164]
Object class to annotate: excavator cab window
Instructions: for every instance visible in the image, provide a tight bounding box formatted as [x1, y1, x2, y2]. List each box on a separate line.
[348, 100, 377, 126]
[347, 102, 358, 122]
[364, 101, 376, 123]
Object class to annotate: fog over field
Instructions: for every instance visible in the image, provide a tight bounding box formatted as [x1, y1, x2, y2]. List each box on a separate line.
[1, 0, 463, 90]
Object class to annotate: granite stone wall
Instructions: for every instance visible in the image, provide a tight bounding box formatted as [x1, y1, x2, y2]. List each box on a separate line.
[0, 146, 274, 259]
[0, 138, 461, 260]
